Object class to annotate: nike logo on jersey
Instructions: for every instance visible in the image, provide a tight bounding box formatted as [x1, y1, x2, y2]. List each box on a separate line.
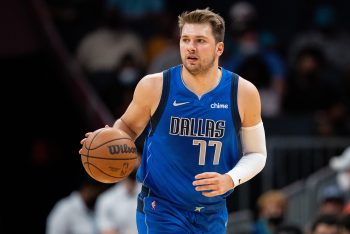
[195, 206, 205, 212]
[173, 100, 190, 106]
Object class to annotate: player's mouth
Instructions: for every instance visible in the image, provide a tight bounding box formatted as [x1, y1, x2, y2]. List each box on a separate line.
[186, 55, 198, 62]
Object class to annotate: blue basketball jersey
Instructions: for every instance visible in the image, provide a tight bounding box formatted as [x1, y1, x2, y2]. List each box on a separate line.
[137, 65, 242, 211]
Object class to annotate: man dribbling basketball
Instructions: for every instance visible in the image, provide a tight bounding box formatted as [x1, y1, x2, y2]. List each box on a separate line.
[80, 8, 267, 233]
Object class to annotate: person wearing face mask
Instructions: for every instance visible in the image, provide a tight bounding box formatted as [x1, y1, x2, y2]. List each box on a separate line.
[330, 146, 350, 214]
[318, 185, 346, 217]
[223, 1, 286, 118]
[95, 168, 141, 234]
[111, 54, 144, 117]
[116, 54, 143, 88]
[253, 190, 289, 234]
[46, 175, 109, 234]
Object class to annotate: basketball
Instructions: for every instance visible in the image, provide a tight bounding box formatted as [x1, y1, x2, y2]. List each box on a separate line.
[80, 128, 138, 183]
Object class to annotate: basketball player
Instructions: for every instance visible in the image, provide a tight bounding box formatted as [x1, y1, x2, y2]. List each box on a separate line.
[80, 8, 267, 233]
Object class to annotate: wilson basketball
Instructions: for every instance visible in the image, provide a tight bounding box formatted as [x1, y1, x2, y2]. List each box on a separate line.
[80, 128, 138, 183]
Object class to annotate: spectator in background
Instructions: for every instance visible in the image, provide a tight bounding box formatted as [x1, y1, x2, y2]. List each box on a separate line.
[223, 1, 286, 117]
[283, 46, 347, 136]
[95, 169, 141, 234]
[276, 225, 304, 234]
[75, 12, 145, 116]
[288, 4, 350, 74]
[253, 190, 289, 234]
[75, 15, 145, 75]
[317, 185, 346, 218]
[304, 185, 344, 234]
[310, 214, 339, 234]
[330, 147, 350, 214]
[284, 46, 341, 113]
[146, 14, 182, 74]
[286, 4, 350, 136]
[46, 175, 109, 234]
[112, 53, 144, 116]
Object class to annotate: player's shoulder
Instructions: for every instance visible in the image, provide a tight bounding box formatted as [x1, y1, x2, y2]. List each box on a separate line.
[135, 72, 165, 101]
[136, 72, 163, 91]
[237, 75, 259, 97]
[141, 72, 163, 83]
[139, 65, 179, 87]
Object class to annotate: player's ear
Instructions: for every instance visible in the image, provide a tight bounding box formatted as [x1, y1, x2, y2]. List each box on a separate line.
[216, 42, 224, 56]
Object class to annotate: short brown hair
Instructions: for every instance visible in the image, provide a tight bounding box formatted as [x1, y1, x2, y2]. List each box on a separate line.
[178, 8, 225, 43]
[257, 190, 288, 212]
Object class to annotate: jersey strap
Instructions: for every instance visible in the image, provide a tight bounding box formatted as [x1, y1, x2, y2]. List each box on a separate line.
[230, 72, 241, 134]
[150, 69, 171, 135]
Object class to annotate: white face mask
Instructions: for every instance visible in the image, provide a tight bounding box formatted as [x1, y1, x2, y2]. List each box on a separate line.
[337, 172, 350, 193]
[118, 67, 139, 86]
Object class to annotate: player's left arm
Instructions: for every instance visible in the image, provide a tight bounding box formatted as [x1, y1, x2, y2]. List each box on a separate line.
[193, 77, 267, 197]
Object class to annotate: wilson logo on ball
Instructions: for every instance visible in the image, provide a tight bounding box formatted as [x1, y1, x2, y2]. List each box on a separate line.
[108, 144, 137, 154]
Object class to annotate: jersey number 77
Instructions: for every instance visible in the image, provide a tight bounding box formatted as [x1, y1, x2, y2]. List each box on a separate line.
[193, 140, 222, 165]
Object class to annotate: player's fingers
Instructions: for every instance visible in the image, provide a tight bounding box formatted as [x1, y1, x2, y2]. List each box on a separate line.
[193, 178, 216, 186]
[85, 132, 92, 137]
[195, 172, 218, 180]
[195, 184, 218, 192]
[80, 138, 86, 145]
[105, 125, 109, 128]
[201, 190, 220, 197]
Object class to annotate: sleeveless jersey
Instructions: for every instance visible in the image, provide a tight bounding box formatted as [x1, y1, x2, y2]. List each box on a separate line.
[137, 65, 242, 210]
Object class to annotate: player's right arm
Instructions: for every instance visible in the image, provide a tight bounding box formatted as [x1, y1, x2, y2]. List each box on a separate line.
[80, 73, 163, 147]
[112, 73, 163, 140]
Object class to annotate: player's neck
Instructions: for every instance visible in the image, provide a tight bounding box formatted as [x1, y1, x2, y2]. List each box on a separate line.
[181, 65, 222, 97]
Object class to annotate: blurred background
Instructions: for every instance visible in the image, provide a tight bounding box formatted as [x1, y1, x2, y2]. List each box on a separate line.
[2, 0, 350, 233]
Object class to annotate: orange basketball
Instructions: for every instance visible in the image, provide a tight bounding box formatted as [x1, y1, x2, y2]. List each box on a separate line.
[80, 128, 138, 183]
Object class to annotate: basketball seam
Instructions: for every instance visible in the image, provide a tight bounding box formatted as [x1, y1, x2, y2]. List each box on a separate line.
[80, 154, 137, 160]
[83, 162, 127, 179]
[86, 129, 105, 177]
[84, 137, 134, 150]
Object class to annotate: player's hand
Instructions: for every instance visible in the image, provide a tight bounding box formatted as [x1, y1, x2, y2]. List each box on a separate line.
[193, 172, 234, 197]
[79, 125, 110, 153]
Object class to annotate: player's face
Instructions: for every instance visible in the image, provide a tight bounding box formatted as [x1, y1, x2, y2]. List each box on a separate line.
[180, 23, 223, 75]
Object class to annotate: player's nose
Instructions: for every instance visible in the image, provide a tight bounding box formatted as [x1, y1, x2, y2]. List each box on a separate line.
[186, 41, 196, 52]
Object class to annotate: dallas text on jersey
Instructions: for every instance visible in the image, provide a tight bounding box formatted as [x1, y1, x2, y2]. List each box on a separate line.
[169, 116, 226, 139]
